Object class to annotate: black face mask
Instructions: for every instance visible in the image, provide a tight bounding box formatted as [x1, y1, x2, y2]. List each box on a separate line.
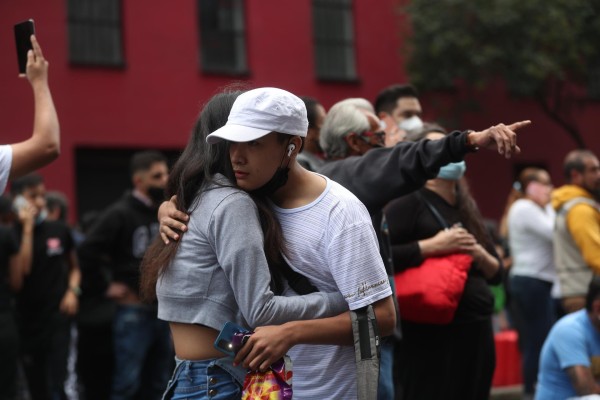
[250, 167, 290, 197]
[250, 141, 294, 197]
[147, 186, 165, 206]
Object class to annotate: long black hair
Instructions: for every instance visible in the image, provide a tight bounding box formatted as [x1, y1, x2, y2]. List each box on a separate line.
[140, 90, 289, 300]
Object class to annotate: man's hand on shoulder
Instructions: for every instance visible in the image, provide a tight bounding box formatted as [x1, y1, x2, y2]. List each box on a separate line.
[158, 195, 189, 244]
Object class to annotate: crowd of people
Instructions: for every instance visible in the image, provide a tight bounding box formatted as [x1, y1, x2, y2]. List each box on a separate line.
[3, 34, 600, 400]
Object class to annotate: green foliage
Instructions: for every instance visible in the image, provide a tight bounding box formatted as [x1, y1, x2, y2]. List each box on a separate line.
[405, 0, 600, 97]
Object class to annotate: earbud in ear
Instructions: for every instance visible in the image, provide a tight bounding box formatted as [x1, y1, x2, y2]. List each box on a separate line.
[287, 144, 296, 157]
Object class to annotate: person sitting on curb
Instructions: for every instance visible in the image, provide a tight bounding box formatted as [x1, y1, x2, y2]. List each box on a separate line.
[536, 276, 600, 400]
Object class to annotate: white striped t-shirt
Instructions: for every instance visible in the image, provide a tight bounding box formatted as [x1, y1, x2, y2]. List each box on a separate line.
[0, 145, 13, 194]
[272, 176, 391, 400]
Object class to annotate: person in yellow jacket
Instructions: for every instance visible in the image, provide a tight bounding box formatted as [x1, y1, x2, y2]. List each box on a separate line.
[552, 149, 600, 313]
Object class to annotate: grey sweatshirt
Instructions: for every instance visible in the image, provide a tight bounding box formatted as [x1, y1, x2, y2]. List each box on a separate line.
[157, 177, 348, 331]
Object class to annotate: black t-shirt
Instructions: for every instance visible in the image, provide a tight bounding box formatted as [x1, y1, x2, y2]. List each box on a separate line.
[0, 226, 19, 312]
[384, 188, 501, 323]
[14, 220, 74, 329]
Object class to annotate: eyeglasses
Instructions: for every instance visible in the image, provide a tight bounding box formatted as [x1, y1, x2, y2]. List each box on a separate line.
[357, 130, 385, 146]
[360, 131, 385, 139]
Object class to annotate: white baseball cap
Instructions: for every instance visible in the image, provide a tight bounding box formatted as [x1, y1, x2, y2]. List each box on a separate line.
[206, 87, 308, 144]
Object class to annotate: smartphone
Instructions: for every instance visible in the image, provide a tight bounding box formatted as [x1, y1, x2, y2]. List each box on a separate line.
[214, 322, 250, 357]
[14, 19, 35, 74]
[12, 195, 29, 213]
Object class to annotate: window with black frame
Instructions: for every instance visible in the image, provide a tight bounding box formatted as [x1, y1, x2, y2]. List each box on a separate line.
[198, 0, 248, 75]
[67, 0, 124, 67]
[312, 0, 357, 81]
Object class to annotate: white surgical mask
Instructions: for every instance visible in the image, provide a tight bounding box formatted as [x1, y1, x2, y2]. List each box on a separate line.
[398, 115, 423, 132]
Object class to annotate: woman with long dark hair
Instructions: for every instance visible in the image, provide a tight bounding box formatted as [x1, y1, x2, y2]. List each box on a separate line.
[140, 91, 347, 400]
[384, 123, 503, 400]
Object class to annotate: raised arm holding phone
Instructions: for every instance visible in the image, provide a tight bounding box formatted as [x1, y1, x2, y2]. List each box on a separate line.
[1, 29, 60, 194]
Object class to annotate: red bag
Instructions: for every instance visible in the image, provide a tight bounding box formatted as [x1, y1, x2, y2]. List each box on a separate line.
[394, 253, 472, 324]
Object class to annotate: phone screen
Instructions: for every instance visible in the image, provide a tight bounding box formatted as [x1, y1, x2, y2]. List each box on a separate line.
[14, 19, 35, 74]
[12, 195, 29, 213]
[214, 321, 249, 357]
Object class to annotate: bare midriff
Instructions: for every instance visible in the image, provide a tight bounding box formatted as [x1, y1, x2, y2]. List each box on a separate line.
[169, 322, 224, 360]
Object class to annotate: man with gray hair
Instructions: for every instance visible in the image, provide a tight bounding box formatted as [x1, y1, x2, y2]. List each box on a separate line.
[316, 97, 530, 400]
[320, 99, 384, 159]
[318, 98, 528, 216]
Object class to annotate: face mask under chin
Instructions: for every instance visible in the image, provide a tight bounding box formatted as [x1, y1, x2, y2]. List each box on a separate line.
[250, 167, 290, 197]
[249, 140, 294, 197]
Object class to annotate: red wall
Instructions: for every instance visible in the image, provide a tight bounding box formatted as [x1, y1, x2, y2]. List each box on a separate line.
[1, 0, 408, 221]
[424, 81, 600, 220]
[2, 1, 598, 223]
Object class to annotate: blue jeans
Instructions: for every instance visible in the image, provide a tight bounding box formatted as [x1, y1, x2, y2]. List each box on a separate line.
[378, 338, 394, 400]
[509, 275, 556, 395]
[111, 304, 174, 400]
[162, 358, 241, 400]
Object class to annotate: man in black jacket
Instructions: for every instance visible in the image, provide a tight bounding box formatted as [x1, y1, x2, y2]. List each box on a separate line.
[78, 150, 172, 400]
[316, 97, 529, 400]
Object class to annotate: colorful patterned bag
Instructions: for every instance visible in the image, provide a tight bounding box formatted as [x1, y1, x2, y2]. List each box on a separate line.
[229, 332, 293, 400]
[241, 356, 293, 400]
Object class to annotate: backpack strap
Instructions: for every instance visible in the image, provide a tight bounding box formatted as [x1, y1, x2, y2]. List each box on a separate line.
[279, 260, 318, 295]
[276, 254, 318, 295]
[350, 305, 380, 400]
[558, 197, 600, 216]
[421, 195, 450, 230]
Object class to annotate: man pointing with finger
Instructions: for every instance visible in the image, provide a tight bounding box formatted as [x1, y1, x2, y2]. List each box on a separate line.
[315, 97, 529, 400]
[317, 100, 528, 218]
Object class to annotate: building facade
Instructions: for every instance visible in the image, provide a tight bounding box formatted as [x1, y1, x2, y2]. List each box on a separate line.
[2, 0, 599, 221]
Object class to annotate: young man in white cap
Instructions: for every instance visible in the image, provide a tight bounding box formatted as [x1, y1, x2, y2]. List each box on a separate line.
[205, 87, 397, 399]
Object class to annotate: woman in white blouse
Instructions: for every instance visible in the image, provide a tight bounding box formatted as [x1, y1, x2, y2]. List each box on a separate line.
[507, 167, 557, 399]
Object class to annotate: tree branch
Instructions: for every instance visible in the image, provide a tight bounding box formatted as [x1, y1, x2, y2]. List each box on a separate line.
[536, 90, 587, 149]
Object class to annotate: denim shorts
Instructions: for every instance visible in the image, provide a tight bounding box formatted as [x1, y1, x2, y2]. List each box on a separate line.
[162, 357, 242, 400]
